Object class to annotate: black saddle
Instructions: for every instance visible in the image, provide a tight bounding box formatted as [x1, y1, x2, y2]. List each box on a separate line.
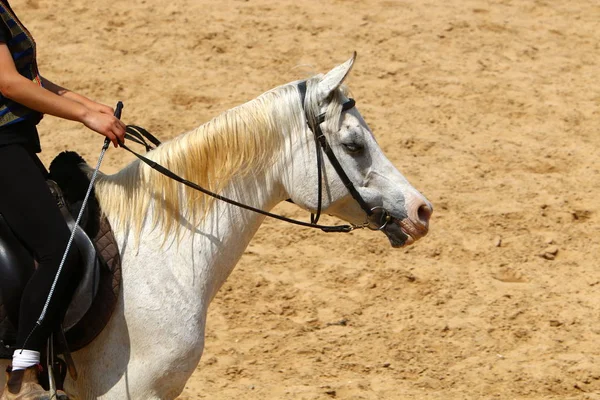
[0, 152, 121, 361]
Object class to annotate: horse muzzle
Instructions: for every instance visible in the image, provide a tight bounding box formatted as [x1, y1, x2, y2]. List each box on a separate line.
[369, 206, 431, 248]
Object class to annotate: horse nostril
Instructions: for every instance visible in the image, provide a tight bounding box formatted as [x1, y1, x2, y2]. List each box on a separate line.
[417, 203, 433, 226]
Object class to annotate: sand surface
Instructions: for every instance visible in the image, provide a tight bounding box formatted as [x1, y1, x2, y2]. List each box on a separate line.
[14, 0, 600, 398]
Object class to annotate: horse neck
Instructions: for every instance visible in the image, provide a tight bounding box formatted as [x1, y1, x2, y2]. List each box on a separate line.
[197, 170, 285, 299]
[100, 84, 306, 301]
[125, 141, 289, 304]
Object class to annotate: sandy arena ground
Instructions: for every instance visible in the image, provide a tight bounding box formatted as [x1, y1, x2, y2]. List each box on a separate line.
[13, 0, 600, 398]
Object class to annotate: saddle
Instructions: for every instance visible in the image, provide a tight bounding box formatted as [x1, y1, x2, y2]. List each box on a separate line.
[0, 152, 122, 366]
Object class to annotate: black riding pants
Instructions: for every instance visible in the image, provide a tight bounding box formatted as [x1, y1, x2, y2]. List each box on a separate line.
[0, 144, 80, 352]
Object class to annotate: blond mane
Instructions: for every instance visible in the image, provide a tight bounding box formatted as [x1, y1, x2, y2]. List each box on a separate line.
[93, 75, 348, 241]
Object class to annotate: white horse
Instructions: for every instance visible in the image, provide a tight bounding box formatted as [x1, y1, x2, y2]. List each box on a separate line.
[2, 53, 432, 399]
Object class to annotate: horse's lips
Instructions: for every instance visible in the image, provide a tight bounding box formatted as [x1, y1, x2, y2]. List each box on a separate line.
[383, 218, 425, 248]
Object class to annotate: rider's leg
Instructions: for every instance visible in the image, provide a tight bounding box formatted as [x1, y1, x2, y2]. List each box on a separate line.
[0, 144, 80, 398]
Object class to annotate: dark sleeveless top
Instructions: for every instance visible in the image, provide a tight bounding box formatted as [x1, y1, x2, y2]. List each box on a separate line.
[0, 0, 43, 152]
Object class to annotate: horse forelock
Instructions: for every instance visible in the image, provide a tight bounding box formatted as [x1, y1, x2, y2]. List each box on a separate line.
[93, 75, 349, 243]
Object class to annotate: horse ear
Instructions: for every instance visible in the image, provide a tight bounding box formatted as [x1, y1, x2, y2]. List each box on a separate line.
[317, 52, 356, 101]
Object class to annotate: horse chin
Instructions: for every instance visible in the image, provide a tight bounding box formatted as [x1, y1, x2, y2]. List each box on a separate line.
[381, 222, 409, 248]
[381, 218, 420, 248]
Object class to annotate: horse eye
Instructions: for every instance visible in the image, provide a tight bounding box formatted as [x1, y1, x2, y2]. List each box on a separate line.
[342, 142, 364, 154]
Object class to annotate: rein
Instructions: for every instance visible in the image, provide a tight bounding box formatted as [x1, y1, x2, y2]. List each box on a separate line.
[119, 137, 354, 233]
[118, 83, 390, 233]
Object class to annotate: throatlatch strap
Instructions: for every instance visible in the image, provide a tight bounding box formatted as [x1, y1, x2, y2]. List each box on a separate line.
[297, 81, 324, 224]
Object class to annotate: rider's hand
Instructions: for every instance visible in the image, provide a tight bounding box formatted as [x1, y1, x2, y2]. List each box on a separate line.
[82, 110, 126, 148]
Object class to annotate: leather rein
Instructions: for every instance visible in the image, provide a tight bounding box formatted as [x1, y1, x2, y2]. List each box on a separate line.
[119, 82, 391, 233]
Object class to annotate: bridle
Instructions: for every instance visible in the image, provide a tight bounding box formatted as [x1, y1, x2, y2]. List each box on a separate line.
[296, 81, 391, 231]
[119, 82, 392, 233]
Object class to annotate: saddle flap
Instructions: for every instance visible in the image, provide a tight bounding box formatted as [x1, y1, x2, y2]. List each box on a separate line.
[47, 180, 101, 331]
[62, 222, 100, 331]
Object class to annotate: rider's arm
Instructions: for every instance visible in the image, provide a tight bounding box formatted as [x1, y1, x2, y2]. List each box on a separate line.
[41, 76, 114, 115]
[0, 43, 125, 147]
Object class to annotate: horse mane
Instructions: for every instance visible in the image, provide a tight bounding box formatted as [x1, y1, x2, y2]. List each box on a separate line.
[93, 75, 349, 242]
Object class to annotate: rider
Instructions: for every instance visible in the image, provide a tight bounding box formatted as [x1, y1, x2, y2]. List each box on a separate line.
[0, 1, 126, 398]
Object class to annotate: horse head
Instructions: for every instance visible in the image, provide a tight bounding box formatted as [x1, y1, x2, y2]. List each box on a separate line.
[282, 53, 433, 247]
